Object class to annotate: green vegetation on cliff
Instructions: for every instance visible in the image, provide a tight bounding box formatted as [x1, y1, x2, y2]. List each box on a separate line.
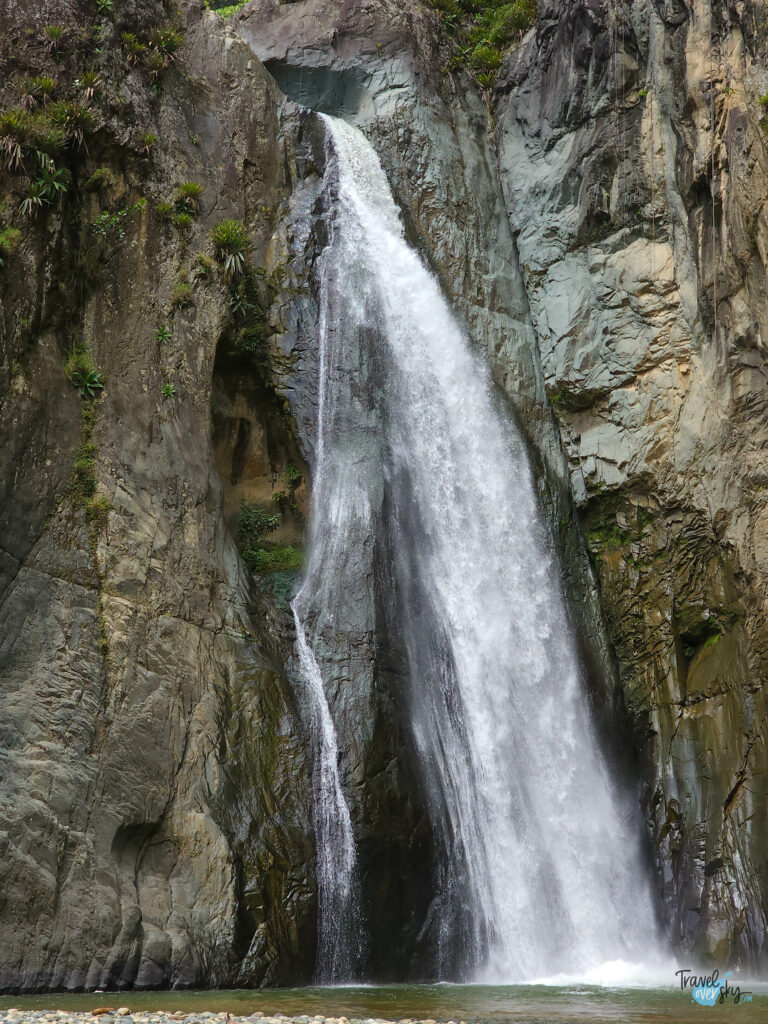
[429, 0, 537, 85]
[239, 500, 303, 575]
[0, 4, 185, 303]
[205, 0, 250, 17]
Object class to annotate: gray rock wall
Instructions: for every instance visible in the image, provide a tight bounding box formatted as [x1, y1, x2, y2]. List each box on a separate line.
[495, 0, 768, 967]
[0, 3, 316, 991]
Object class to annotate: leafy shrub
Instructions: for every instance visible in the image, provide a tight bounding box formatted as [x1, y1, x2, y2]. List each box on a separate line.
[238, 501, 300, 572]
[239, 501, 279, 567]
[207, 1, 250, 18]
[239, 324, 266, 353]
[240, 501, 280, 542]
[471, 1, 538, 46]
[90, 200, 146, 240]
[244, 545, 302, 573]
[434, 1, 538, 82]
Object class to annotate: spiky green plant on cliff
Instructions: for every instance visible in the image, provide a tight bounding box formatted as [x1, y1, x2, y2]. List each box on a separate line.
[211, 218, 251, 280]
[42, 25, 66, 56]
[121, 32, 147, 65]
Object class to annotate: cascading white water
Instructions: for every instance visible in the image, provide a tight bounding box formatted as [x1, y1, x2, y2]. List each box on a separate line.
[291, 609, 360, 982]
[292, 112, 663, 983]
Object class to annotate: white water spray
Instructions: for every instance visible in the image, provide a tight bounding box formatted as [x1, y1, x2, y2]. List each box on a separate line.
[292, 113, 664, 983]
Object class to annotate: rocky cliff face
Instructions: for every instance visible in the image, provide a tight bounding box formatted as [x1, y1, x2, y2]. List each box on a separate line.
[0, 0, 766, 991]
[495, 0, 768, 968]
[0, 0, 318, 990]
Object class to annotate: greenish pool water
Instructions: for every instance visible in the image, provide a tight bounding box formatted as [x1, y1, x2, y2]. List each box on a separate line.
[1, 984, 767, 1024]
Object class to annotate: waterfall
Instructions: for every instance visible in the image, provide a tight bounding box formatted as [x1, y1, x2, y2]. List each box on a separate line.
[292, 113, 663, 984]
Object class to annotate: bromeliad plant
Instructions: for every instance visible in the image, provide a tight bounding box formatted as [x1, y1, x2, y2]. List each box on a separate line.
[71, 369, 104, 398]
[149, 27, 185, 62]
[210, 218, 250, 281]
[49, 100, 94, 149]
[121, 32, 147, 65]
[20, 155, 70, 217]
[139, 132, 157, 156]
[0, 110, 29, 170]
[24, 75, 57, 107]
[42, 25, 67, 56]
[174, 181, 204, 215]
[144, 52, 166, 83]
[75, 70, 103, 101]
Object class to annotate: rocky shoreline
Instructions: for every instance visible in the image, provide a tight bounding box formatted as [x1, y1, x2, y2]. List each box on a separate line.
[0, 1013, 464, 1024]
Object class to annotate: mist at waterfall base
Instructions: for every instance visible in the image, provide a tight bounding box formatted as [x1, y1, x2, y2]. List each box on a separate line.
[290, 113, 668, 987]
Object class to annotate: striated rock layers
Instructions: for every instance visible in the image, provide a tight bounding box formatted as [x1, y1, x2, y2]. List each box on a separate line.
[0, 0, 766, 991]
[495, 0, 768, 969]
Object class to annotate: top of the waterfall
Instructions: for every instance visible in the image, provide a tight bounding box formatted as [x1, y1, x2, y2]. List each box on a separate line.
[320, 114, 403, 238]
